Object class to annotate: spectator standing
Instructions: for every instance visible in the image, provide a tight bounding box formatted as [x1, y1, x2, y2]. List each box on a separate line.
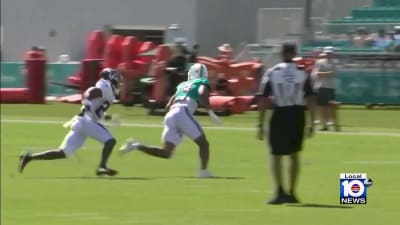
[311, 48, 340, 131]
[217, 43, 233, 60]
[374, 29, 391, 49]
[353, 27, 372, 48]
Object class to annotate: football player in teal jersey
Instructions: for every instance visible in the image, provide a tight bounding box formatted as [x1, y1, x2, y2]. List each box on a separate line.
[120, 63, 221, 177]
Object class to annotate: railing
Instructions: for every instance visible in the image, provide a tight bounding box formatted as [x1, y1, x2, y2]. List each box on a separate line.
[307, 52, 400, 105]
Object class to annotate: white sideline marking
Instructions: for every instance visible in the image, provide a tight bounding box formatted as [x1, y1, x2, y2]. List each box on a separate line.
[343, 160, 400, 165]
[2, 119, 400, 137]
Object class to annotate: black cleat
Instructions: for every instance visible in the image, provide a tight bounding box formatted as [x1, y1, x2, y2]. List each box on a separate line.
[285, 194, 300, 203]
[96, 167, 118, 176]
[19, 152, 32, 173]
[267, 193, 287, 205]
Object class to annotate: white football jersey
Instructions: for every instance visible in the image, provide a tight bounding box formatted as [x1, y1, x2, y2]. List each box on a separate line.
[81, 96, 110, 122]
[80, 79, 114, 122]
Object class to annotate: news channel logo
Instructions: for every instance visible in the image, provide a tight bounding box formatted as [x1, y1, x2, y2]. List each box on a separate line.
[340, 173, 373, 204]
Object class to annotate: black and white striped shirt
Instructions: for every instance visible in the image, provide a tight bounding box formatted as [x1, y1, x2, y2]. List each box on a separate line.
[259, 62, 314, 108]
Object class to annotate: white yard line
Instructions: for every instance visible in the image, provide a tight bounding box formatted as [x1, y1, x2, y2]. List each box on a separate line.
[343, 160, 400, 165]
[2, 119, 400, 137]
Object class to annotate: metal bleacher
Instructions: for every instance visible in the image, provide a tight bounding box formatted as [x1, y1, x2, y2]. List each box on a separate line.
[299, 0, 400, 105]
[328, 0, 400, 33]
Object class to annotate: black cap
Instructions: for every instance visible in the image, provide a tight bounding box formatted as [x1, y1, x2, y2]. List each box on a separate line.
[281, 42, 297, 54]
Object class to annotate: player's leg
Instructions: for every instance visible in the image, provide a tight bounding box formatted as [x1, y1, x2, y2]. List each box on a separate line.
[119, 131, 177, 158]
[271, 157, 284, 188]
[329, 90, 340, 131]
[267, 154, 286, 204]
[194, 135, 209, 171]
[316, 88, 329, 130]
[86, 122, 118, 176]
[326, 89, 335, 128]
[179, 107, 212, 177]
[287, 152, 300, 203]
[267, 113, 287, 204]
[323, 106, 331, 129]
[331, 102, 340, 131]
[18, 150, 66, 173]
[313, 88, 322, 125]
[19, 130, 85, 173]
[137, 141, 176, 158]
[99, 138, 116, 168]
[313, 106, 321, 125]
[119, 110, 180, 158]
[134, 118, 180, 158]
[30, 150, 66, 160]
[285, 111, 305, 203]
[119, 139, 177, 158]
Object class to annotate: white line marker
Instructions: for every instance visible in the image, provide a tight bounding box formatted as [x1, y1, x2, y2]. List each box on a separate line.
[2, 119, 400, 137]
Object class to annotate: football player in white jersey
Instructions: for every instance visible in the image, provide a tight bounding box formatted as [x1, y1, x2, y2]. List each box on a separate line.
[18, 68, 122, 176]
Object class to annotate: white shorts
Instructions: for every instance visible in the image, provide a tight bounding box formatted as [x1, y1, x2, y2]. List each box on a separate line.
[162, 105, 204, 145]
[59, 117, 114, 157]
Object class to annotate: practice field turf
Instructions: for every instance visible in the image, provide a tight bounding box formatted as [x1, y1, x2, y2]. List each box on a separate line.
[1, 103, 400, 225]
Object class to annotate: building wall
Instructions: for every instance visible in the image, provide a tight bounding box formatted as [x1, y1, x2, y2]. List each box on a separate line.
[196, 0, 372, 56]
[1, 0, 197, 61]
[196, 0, 307, 56]
[1, 0, 372, 61]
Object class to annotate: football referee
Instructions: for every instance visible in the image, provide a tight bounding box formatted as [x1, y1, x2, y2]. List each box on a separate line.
[256, 42, 316, 204]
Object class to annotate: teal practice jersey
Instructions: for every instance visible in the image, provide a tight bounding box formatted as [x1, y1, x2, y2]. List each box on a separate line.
[174, 78, 210, 103]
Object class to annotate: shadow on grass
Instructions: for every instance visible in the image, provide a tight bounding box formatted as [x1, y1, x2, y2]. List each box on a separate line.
[286, 203, 353, 209]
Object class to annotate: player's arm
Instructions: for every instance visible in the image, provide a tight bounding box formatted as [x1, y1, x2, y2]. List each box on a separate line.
[199, 84, 222, 125]
[256, 93, 271, 141]
[257, 97, 269, 129]
[256, 70, 272, 140]
[317, 70, 334, 77]
[84, 87, 103, 101]
[198, 84, 211, 109]
[82, 87, 102, 111]
[165, 94, 176, 111]
[81, 87, 102, 117]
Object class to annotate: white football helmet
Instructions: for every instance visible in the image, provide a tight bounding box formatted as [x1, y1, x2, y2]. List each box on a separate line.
[187, 63, 208, 81]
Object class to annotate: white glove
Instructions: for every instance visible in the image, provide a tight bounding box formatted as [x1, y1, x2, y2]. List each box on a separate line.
[208, 110, 222, 126]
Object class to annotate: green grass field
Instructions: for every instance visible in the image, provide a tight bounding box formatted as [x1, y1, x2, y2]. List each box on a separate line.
[1, 103, 400, 225]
